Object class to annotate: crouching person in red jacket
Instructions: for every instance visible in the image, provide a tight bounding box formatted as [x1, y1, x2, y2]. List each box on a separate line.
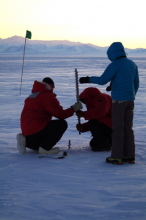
[16, 77, 82, 155]
[76, 87, 112, 151]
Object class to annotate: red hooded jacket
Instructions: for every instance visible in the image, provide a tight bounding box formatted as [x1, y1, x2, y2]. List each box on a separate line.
[79, 87, 112, 132]
[21, 80, 74, 136]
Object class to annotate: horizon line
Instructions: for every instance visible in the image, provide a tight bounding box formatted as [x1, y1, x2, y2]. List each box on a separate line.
[0, 35, 146, 50]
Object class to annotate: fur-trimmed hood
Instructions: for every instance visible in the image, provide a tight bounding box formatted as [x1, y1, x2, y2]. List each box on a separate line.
[31, 80, 53, 93]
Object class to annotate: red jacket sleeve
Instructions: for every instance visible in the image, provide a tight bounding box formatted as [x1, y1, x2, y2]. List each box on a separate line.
[42, 93, 74, 119]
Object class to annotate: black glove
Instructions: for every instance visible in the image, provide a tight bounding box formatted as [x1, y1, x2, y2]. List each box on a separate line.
[79, 76, 90, 84]
[76, 110, 84, 118]
[106, 85, 111, 91]
[106, 82, 112, 92]
[76, 124, 84, 131]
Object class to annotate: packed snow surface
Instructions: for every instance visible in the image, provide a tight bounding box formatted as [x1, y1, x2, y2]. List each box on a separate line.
[0, 55, 146, 220]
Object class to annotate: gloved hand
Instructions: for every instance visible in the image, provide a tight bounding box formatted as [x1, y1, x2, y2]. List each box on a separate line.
[79, 76, 90, 84]
[76, 124, 84, 131]
[106, 82, 112, 91]
[76, 110, 84, 118]
[71, 102, 83, 112]
[106, 86, 111, 91]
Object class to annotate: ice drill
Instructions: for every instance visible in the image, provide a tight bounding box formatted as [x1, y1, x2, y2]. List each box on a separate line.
[75, 68, 81, 135]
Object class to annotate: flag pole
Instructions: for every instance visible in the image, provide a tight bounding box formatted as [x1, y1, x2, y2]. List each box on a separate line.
[20, 30, 31, 95]
[20, 35, 27, 95]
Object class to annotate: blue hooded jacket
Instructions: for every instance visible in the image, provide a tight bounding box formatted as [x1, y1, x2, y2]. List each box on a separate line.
[90, 42, 139, 101]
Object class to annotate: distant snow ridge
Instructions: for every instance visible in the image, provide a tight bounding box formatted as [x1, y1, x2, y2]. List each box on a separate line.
[0, 35, 146, 56]
[3, 45, 38, 53]
[129, 48, 146, 54]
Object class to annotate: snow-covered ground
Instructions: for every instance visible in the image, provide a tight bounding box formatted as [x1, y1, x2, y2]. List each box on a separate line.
[0, 55, 146, 220]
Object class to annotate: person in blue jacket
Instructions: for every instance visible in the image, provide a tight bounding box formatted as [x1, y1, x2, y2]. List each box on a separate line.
[79, 42, 139, 165]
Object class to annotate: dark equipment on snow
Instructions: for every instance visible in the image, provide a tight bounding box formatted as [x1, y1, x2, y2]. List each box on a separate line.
[68, 140, 71, 149]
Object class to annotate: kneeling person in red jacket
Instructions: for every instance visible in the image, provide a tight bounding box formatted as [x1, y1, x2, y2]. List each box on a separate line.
[16, 77, 82, 155]
[76, 87, 112, 151]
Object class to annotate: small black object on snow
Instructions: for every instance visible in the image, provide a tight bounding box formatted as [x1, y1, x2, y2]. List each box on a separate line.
[63, 151, 67, 157]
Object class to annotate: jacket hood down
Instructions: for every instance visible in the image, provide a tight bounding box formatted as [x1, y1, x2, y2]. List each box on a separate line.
[107, 42, 126, 61]
[32, 80, 53, 93]
[21, 80, 74, 136]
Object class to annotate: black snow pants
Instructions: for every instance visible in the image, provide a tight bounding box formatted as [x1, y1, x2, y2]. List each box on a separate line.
[89, 119, 112, 151]
[26, 119, 68, 151]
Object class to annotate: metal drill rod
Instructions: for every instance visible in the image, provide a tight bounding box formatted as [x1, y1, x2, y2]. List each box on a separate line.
[75, 68, 81, 135]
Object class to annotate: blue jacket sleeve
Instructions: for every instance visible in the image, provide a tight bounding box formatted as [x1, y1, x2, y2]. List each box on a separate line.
[89, 62, 117, 85]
